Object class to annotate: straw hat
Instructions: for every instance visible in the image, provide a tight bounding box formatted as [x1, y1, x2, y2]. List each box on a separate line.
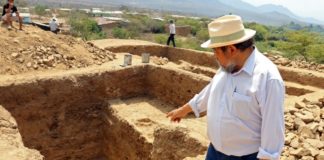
[201, 15, 256, 48]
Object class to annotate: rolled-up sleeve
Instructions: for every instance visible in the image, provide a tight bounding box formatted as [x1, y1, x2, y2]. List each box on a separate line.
[257, 79, 285, 160]
[188, 82, 211, 118]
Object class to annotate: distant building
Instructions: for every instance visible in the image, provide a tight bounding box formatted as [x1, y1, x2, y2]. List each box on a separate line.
[91, 8, 123, 17]
[171, 15, 186, 19]
[45, 9, 51, 13]
[152, 17, 164, 21]
[95, 17, 128, 36]
[58, 8, 72, 13]
[103, 17, 128, 23]
[79, 9, 91, 13]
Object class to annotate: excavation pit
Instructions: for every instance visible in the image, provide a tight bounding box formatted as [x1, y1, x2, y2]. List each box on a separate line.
[0, 65, 209, 160]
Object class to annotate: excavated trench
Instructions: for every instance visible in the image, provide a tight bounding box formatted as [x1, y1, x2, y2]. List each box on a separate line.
[0, 65, 208, 160]
[103, 44, 324, 92]
[0, 45, 323, 160]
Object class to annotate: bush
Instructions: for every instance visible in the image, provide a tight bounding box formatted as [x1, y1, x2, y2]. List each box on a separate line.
[68, 11, 106, 40]
[154, 34, 168, 44]
[149, 20, 165, 33]
[112, 27, 130, 39]
[196, 29, 209, 41]
[306, 44, 324, 63]
[34, 5, 48, 17]
[245, 22, 268, 41]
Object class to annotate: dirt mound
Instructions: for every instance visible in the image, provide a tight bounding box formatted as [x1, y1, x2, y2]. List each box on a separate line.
[0, 25, 116, 75]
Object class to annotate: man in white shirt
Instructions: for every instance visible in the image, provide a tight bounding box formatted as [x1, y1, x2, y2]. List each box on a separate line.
[167, 15, 285, 160]
[167, 19, 176, 47]
[49, 18, 59, 34]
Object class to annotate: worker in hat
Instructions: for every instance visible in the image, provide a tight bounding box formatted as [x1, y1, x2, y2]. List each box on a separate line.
[167, 15, 285, 160]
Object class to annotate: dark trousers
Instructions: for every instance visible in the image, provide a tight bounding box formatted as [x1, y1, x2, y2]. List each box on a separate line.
[206, 144, 258, 160]
[167, 34, 176, 47]
[51, 30, 58, 34]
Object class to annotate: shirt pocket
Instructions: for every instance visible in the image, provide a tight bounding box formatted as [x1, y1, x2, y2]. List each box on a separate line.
[231, 92, 253, 120]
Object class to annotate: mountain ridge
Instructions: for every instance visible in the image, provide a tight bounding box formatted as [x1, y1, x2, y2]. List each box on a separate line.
[27, 0, 324, 26]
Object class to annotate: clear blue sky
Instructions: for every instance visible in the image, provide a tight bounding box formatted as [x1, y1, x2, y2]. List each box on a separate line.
[241, 0, 324, 20]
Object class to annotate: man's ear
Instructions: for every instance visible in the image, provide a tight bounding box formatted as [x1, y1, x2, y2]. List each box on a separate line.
[227, 45, 237, 55]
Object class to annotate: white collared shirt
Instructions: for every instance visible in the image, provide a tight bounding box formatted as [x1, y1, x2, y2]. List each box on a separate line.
[49, 20, 58, 31]
[169, 23, 176, 34]
[188, 48, 285, 160]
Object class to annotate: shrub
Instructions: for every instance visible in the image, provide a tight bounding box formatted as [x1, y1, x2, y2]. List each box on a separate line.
[154, 34, 168, 44]
[112, 27, 130, 39]
[68, 11, 106, 40]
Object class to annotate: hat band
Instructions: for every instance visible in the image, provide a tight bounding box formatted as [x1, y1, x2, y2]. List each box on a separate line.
[210, 30, 245, 44]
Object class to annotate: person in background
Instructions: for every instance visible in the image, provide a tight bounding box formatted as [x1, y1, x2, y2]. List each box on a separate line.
[1, 0, 23, 30]
[167, 19, 176, 47]
[49, 18, 59, 34]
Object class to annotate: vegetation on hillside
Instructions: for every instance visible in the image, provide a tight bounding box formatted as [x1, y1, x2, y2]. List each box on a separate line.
[68, 11, 106, 41]
[64, 11, 324, 63]
[246, 23, 324, 63]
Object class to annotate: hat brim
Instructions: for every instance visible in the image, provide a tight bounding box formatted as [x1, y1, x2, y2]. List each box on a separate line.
[201, 29, 256, 49]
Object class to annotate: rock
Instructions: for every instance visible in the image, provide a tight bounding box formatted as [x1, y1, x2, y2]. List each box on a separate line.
[285, 133, 296, 145]
[290, 148, 310, 156]
[305, 139, 324, 149]
[36, 52, 43, 56]
[302, 156, 314, 160]
[66, 56, 75, 60]
[295, 111, 314, 123]
[308, 123, 320, 133]
[319, 97, 324, 103]
[319, 122, 324, 132]
[37, 60, 43, 64]
[290, 137, 300, 148]
[11, 52, 19, 58]
[316, 151, 324, 160]
[33, 64, 38, 69]
[112, 53, 117, 59]
[13, 39, 19, 44]
[304, 145, 320, 157]
[295, 102, 305, 109]
[26, 62, 32, 68]
[54, 54, 62, 59]
[303, 98, 311, 104]
[298, 126, 315, 138]
[287, 106, 299, 115]
[287, 156, 297, 160]
[285, 122, 294, 130]
[107, 55, 113, 61]
[277, 57, 290, 66]
[48, 55, 55, 61]
[98, 54, 105, 59]
[308, 148, 320, 157]
[17, 58, 24, 63]
[294, 118, 306, 129]
[310, 108, 321, 122]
